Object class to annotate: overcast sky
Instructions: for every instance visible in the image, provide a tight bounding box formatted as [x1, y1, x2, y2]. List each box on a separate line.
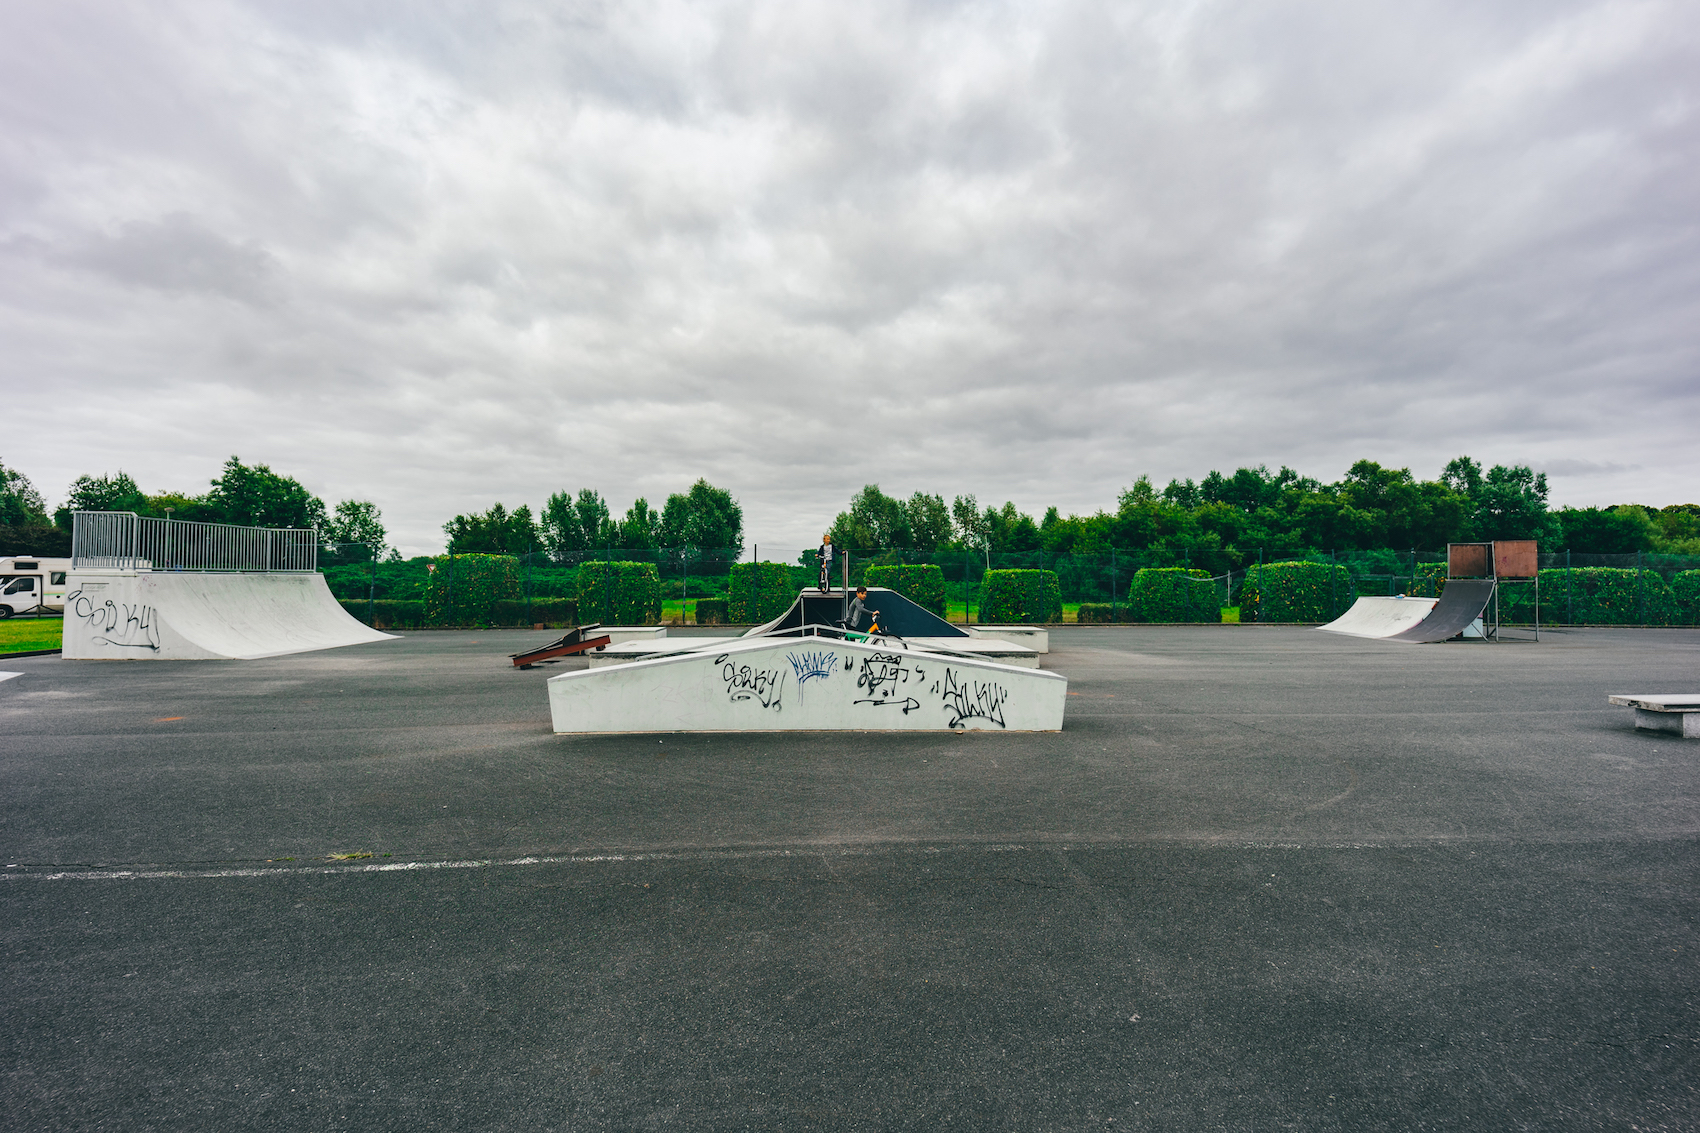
[3, 0, 1696, 555]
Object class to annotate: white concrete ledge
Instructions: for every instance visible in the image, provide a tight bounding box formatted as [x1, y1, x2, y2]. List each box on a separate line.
[967, 625, 1049, 653]
[1609, 694, 1700, 738]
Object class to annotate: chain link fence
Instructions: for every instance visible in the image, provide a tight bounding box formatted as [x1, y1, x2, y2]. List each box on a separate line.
[325, 545, 1700, 628]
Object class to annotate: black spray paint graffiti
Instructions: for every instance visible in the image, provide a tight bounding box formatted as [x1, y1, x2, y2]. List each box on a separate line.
[786, 649, 835, 700]
[854, 652, 926, 714]
[936, 667, 1009, 729]
[68, 589, 161, 652]
[713, 654, 785, 711]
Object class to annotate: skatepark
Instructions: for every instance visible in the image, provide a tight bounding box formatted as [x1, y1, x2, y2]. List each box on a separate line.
[5, 605, 1699, 1129]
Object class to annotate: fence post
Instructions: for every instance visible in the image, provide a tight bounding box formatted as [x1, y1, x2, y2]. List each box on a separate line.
[1111, 547, 1117, 623]
[525, 542, 533, 626]
[367, 545, 376, 626]
[1637, 550, 1644, 625]
[448, 553, 456, 626]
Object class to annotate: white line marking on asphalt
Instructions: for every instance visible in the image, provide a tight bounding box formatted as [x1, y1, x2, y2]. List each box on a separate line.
[0, 672, 23, 683]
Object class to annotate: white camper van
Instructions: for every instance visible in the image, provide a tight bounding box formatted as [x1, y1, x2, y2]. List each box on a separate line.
[0, 556, 70, 617]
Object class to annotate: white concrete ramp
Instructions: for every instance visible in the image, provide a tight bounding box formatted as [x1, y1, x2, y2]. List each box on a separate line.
[548, 636, 1066, 733]
[63, 571, 396, 660]
[1317, 596, 1438, 639]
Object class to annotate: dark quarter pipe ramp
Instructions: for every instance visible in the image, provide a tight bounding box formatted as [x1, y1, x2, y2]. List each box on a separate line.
[1387, 578, 1496, 643]
[743, 588, 966, 639]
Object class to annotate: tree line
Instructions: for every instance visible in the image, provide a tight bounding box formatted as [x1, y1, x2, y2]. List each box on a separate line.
[819, 457, 1700, 560]
[3, 453, 1696, 564]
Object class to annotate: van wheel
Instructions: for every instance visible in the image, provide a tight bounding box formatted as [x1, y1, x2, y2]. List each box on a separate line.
[0, 606, 12, 619]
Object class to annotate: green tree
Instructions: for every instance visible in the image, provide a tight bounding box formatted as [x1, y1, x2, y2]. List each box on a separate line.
[443, 502, 538, 555]
[57, 471, 149, 524]
[619, 498, 659, 549]
[206, 457, 329, 530]
[1553, 506, 1658, 553]
[540, 490, 586, 560]
[905, 492, 951, 551]
[831, 484, 910, 552]
[951, 494, 988, 549]
[1472, 464, 1549, 540]
[658, 479, 743, 551]
[324, 500, 388, 555]
[0, 458, 48, 527]
[574, 490, 617, 549]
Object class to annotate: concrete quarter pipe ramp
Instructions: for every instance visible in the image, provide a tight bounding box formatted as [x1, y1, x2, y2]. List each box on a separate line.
[548, 635, 1065, 733]
[63, 571, 396, 660]
[1317, 596, 1439, 639]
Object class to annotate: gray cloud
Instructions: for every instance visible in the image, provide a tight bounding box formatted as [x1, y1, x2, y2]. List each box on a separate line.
[3, 0, 1697, 554]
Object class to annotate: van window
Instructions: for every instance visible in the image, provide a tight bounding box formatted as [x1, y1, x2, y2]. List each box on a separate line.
[50, 572, 66, 585]
[4, 577, 35, 594]
[14, 561, 37, 570]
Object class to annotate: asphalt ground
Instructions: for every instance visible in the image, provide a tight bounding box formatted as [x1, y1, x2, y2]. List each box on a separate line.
[3, 626, 1697, 1131]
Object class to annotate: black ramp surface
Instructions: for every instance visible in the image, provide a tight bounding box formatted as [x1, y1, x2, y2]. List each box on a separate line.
[1388, 577, 1497, 643]
[4, 626, 1700, 1131]
[743, 587, 968, 638]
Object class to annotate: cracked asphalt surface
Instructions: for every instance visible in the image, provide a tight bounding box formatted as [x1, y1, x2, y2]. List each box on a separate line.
[3, 626, 1698, 1130]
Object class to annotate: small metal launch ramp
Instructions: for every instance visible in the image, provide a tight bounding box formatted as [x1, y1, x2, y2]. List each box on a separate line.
[1384, 579, 1497, 643]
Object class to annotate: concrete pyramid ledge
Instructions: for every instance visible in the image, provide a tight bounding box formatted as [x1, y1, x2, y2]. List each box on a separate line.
[548, 635, 1066, 733]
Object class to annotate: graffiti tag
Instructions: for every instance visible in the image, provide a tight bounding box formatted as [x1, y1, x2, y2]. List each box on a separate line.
[68, 589, 161, 653]
[853, 653, 926, 713]
[714, 654, 785, 711]
[939, 667, 1008, 730]
[786, 650, 835, 699]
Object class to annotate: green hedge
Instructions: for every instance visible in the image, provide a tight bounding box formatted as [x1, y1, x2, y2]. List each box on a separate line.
[576, 561, 661, 625]
[1125, 568, 1218, 623]
[340, 597, 578, 628]
[1675, 571, 1700, 623]
[1236, 561, 1353, 623]
[977, 569, 1062, 623]
[728, 562, 796, 624]
[1076, 602, 1120, 623]
[1499, 568, 1678, 626]
[863, 564, 946, 615]
[693, 598, 729, 625]
[425, 554, 519, 623]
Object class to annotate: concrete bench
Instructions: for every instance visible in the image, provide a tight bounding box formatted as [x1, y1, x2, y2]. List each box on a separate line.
[1609, 694, 1700, 738]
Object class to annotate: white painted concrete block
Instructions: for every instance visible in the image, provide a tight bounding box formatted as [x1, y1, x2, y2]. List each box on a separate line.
[549, 636, 1066, 732]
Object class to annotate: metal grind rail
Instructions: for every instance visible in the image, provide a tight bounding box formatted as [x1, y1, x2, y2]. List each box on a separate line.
[71, 511, 318, 573]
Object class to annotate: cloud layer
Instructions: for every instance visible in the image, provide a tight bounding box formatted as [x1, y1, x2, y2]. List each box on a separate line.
[4, 0, 1697, 553]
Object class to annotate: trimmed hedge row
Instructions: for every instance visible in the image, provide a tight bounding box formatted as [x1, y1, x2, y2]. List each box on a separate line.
[1076, 603, 1118, 623]
[576, 561, 661, 625]
[863, 564, 946, 616]
[339, 597, 579, 628]
[1124, 568, 1217, 623]
[1677, 570, 1700, 621]
[728, 562, 795, 624]
[1498, 568, 1679, 625]
[693, 598, 729, 625]
[1237, 561, 1354, 623]
[978, 569, 1061, 623]
[425, 554, 519, 622]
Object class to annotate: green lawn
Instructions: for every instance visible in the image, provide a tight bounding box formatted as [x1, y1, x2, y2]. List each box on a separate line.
[0, 616, 63, 654]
